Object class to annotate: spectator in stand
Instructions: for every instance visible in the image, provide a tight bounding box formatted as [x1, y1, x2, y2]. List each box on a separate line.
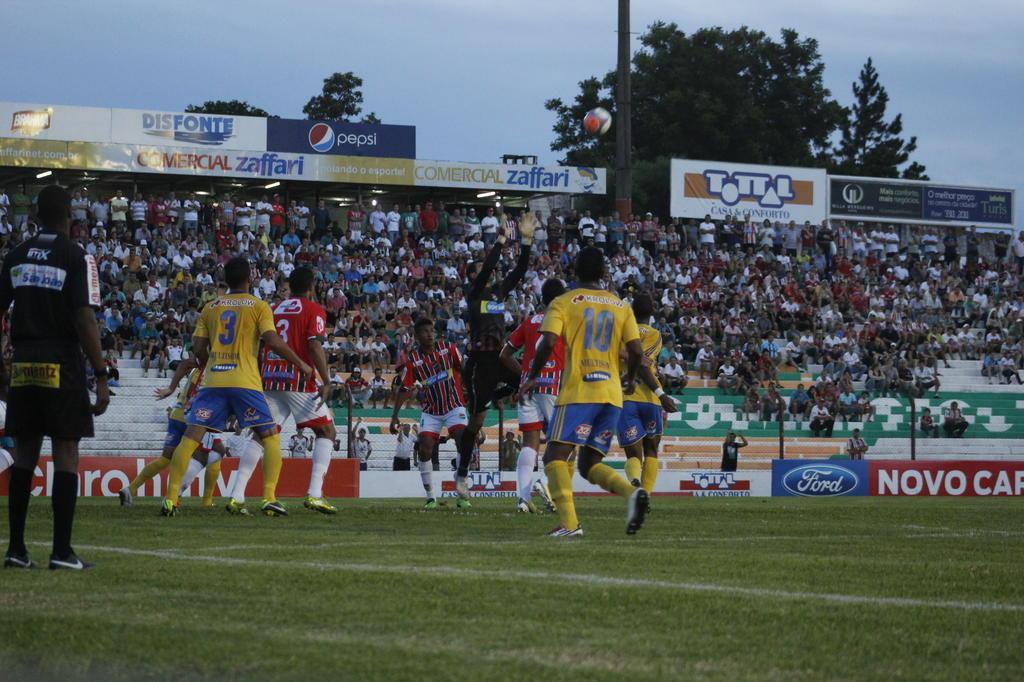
[662, 357, 687, 392]
[847, 428, 868, 460]
[721, 431, 747, 472]
[913, 359, 941, 397]
[346, 368, 371, 408]
[369, 367, 389, 408]
[943, 401, 968, 438]
[695, 342, 716, 380]
[809, 397, 835, 437]
[788, 383, 811, 423]
[919, 407, 939, 438]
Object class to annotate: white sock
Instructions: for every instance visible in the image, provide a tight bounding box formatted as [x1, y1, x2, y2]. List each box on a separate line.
[230, 440, 264, 503]
[307, 437, 333, 498]
[517, 446, 537, 502]
[417, 458, 435, 500]
[207, 451, 222, 466]
[179, 458, 205, 495]
[0, 448, 12, 473]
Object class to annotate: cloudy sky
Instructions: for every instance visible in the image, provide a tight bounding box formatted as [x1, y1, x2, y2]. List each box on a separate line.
[8, 0, 1023, 202]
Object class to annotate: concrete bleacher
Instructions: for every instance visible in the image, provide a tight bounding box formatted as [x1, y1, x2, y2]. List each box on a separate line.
[66, 355, 1024, 471]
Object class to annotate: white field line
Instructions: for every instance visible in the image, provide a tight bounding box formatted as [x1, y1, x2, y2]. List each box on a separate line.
[50, 542, 1024, 614]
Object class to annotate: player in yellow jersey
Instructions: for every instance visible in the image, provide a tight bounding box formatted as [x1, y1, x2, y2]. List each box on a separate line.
[619, 292, 678, 500]
[521, 246, 648, 537]
[161, 257, 311, 517]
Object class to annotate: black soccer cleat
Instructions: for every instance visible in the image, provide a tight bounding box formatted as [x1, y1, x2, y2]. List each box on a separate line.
[48, 552, 92, 571]
[4, 550, 35, 569]
[626, 488, 649, 535]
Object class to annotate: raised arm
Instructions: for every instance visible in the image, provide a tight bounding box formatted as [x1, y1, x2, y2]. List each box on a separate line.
[467, 231, 505, 301]
[154, 356, 199, 399]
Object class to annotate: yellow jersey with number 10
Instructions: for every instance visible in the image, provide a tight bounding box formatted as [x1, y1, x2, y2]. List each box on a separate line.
[540, 288, 640, 408]
[625, 323, 664, 406]
[194, 293, 275, 391]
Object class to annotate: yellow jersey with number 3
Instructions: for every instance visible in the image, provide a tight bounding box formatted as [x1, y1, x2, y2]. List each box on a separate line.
[625, 323, 664, 406]
[540, 288, 640, 407]
[194, 293, 275, 391]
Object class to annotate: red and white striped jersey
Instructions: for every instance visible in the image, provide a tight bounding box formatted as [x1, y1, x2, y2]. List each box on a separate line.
[507, 313, 564, 396]
[260, 297, 327, 393]
[400, 342, 465, 416]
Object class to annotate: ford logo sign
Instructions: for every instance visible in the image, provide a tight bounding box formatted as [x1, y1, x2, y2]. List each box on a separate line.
[782, 464, 859, 497]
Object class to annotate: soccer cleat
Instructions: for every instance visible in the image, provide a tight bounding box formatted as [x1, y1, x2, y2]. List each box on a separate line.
[454, 476, 470, 500]
[160, 499, 179, 517]
[533, 481, 557, 512]
[626, 488, 650, 535]
[261, 499, 288, 517]
[49, 552, 92, 570]
[304, 496, 338, 515]
[456, 498, 472, 510]
[517, 499, 538, 514]
[546, 525, 583, 538]
[118, 487, 133, 508]
[423, 498, 438, 510]
[4, 550, 35, 569]
[225, 499, 250, 516]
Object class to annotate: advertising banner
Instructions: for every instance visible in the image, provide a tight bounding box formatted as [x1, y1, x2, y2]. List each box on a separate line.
[0, 137, 90, 169]
[771, 459, 869, 497]
[670, 158, 827, 223]
[830, 175, 1014, 227]
[318, 156, 415, 185]
[110, 108, 267, 151]
[0, 457, 360, 499]
[267, 118, 415, 159]
[0, 102, 112, 143]
[414, 160, 606, 194]
[870, 461, 1024, 496]
[829, 178, 921, 220]
[359, 470, 772, 498]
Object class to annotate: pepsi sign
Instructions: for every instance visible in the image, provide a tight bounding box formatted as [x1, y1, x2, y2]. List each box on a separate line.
[771, 460, 868, 497]
[267, 118, 415, 159]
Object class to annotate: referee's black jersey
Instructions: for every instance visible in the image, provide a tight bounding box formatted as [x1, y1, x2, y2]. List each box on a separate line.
[0, 231, 101, 360]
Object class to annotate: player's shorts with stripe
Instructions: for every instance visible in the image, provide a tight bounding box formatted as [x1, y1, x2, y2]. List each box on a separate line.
[617, 400, 663, 447]
[164, 418, 188, 449]
[420, 406, 468, 438]
[187, 387, 276, 432]
[548, 402, 622, 456]
[266, 390, 333, 429]
[518, 393, 556, 432]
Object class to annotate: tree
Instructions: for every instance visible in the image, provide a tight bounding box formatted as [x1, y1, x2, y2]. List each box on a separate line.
[303, 71, 379, 123]
[546, 24, 845, 207]
[832, 58, 928, 179]
[184, 100, 270, 117]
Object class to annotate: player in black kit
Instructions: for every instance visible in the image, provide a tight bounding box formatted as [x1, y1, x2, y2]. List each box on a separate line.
[454, 211, 535, 499]
[2, 185, 109, 570]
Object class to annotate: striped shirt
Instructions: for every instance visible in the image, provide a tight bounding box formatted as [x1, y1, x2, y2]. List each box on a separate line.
[507, 313, 563, 396]
[400, 342, 465, 416]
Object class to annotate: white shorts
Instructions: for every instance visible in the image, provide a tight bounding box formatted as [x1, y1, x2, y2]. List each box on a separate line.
[266, 391, 333, 429]
[518, 393, 556, 432]
[420, 406, 468, 437]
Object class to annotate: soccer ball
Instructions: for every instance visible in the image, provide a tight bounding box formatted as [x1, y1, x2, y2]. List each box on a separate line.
[583, 107, 612, 136]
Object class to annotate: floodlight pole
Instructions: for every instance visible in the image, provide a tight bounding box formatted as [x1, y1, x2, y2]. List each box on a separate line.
[615, 0, 632, 219]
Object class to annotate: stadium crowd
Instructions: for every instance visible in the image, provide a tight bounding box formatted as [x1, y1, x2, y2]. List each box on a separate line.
[1, 184, 1021, 439]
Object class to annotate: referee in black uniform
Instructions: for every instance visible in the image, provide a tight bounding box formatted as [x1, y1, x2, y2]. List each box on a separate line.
[2, 185, 109, 570]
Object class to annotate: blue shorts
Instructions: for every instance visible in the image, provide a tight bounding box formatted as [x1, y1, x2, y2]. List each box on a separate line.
[548, 403, 622, 455]
[164, 418, 188, 450]
[617, 401, 663, 447]
[186, 387, 276, 433]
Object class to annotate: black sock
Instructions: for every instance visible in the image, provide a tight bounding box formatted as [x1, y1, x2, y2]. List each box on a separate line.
[51, 471, 78, 559]
[7, 466, 32, 556]
[456, 428, 475, 477]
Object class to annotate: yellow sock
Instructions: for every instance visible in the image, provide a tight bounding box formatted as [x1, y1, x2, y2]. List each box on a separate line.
[202, 459, 222, 506]
[587, 462, 634, 498]
[624, 457, 642, 484]
[641, 456, 659, 492]
[261, 432, 283, 502]
[544, 461, 579, 531]
[129, 456, 170, 495]
[166, 437, 200, 505]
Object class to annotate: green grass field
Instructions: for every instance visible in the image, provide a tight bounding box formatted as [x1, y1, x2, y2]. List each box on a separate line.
[3, 496, 1023, 680]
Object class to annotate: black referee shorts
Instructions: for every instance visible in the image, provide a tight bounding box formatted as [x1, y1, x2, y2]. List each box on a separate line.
[7, 360, 94, 439]
[392, 456, 411, 471]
